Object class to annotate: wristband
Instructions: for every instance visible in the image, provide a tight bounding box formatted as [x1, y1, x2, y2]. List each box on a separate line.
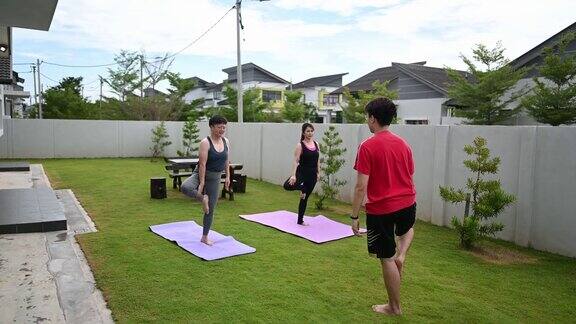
[350, 215, 359, 220]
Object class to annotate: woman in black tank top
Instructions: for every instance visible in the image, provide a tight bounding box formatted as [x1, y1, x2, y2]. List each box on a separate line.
[284, 123, 320, 225]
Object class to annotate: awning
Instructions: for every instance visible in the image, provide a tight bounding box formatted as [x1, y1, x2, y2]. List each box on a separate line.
[0, 0, 58, 31]
[3, 89, 30, 98]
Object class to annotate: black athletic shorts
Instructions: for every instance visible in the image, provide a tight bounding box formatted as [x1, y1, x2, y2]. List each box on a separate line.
[366, 203, 416, 259]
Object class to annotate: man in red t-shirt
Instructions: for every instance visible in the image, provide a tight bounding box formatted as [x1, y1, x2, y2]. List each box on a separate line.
[351, 97, 416, 316]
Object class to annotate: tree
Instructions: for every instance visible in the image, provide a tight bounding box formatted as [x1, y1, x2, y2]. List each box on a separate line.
[177, 116, 201, 157]
[150, 121, 172, 160]
[282, 90, 306, 122]
[54, 76, 83, 95]
[167, 73, 203, 156]
[447, 42, 527, 125]
[106, 50, 141, 101]
[521, 32, 576, 125]
[341, 80, 398, 123]
[166, 72, 203, 121]
[219, 83, 270, 122]
[143, 52, 174, 92]
[315, 126, 347, 210]
[26, 105, 38, 118]
[43, 77, 95, 119]
[123, 96, 177, 121]
[439, 137, 515, 249]
[303, 102, 319, 122]
[166, 72, 196, 98]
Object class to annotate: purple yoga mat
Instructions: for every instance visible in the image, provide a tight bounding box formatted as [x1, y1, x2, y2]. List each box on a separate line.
[240, 210, 365, 244]
[150, 221, 256, 261]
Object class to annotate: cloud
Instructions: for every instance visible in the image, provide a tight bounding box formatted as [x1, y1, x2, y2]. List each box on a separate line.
[10, 0, 576, 100]
[14, 0, 349, 59]
[354, 0, 576, 66]
[271, 0, 404, 16]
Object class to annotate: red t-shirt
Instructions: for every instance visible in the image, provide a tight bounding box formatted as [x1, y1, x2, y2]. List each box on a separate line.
[354, 130, 416, 215]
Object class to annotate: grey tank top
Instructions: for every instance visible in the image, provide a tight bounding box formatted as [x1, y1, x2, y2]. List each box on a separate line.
[206, 136, 228, 172]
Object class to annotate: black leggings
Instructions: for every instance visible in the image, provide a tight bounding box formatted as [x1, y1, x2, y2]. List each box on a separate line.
[284, 168, 317, 224]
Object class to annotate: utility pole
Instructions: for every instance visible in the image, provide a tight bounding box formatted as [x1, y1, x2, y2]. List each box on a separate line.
[99, 75, 103, 109]
[36, 59, 43, 119]
[31, 64, 37, 105]
[140, 55, 144, 99]
[234, 0, 269, 123]
[236, 0, 243, 123]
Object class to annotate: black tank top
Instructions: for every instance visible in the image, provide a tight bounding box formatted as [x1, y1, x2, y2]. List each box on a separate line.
[298, 141, 319, 171]
[206, 136, 228, 172]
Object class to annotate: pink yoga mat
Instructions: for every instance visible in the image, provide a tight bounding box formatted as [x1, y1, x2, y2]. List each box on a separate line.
[150, 221, 256, 261]
[240, 210, 365, 244]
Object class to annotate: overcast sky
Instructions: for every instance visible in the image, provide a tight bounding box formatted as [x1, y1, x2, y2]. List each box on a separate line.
[11, 0, 576, 100]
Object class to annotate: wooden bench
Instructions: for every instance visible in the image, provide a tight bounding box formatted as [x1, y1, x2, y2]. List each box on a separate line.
[165, 162, 245, 201]
[220, 164, 244, 201]
[164, 164, 193, 189]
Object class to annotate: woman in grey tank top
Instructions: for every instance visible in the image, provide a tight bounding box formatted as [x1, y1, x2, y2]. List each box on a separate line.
[181, 116, 230, 246]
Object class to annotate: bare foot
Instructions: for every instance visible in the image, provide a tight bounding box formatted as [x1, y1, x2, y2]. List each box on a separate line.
[200, 237, 213, 246]
[395, 255, 405, 278]
[372, 304, 401, 316]
[201, 195, 210, 214]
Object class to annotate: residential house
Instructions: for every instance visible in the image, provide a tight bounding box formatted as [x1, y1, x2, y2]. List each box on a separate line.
[184, 63, 290, 111]
[143, 87, 167, 98]
[289, 73, 347, 123]
[1, 71, 30, 118]
[507, 21, 576, 125]
[331, 62, 469, 125]
[183, 76, 219, 108]
[0, 0, 58, 137]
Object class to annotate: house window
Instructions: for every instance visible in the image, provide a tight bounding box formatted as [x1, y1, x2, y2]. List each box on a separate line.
[334, 111, 343, 123]
[262, 90, 282, 102]
[323, 94, 339, 106]
[405, 119, 429, 125]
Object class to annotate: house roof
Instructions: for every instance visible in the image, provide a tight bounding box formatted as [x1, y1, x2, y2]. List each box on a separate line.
[12, 71, 24, 84]
[331, 61, 469, 95]
[331, 66, 398, 94]
[222, 62, 289, 84]
[291, 73, 348, 89]
[143, 88, 166, 97]
[0, 0, 58, 31]
[392, 62, 456, 94]
[510, 21, 576, 70]
[206, 82, 223, 92]
[185, 76, 215, 88]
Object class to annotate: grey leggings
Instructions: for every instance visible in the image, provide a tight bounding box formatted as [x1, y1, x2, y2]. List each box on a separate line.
[181, 170, 222, 235]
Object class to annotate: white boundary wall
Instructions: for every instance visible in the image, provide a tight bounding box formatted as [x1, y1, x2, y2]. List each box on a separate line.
[1, 119, 575, 257]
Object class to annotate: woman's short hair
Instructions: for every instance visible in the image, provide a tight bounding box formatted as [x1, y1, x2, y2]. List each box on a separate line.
[209, 115, 228, 127]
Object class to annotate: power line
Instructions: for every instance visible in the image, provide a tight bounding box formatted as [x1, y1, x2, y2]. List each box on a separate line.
[82, 78, 100, 86]
[149, 6, 235, 64]
[39, 72, 59, 84]
[42, 61, 120, 68]
[13, 62, 34, 65]
[40, 6, 235, 68]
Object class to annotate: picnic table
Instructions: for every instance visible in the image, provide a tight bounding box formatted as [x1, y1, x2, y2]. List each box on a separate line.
[164, 158, 244, 201]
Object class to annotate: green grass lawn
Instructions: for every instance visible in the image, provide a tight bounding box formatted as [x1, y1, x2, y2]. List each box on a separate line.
[39, 158, 576, 323]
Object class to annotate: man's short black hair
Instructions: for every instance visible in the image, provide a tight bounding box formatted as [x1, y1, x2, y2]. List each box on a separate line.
[209, 115, 228, 127]
[365, 97, 397, 126]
